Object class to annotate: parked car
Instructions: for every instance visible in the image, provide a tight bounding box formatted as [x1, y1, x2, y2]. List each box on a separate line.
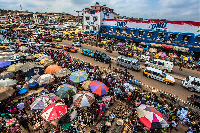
[72, 42, 81, 47]
[94, 51, 111, 63]
[81, 49, 94, 57]
[55, 44, 63, 49]
[64, 45, 77, 53]
[50, 42, 57, 48]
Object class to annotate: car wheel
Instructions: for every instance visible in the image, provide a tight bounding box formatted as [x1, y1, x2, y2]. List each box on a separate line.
[165, 81, 169, 85]
[188, 87, 194, 92]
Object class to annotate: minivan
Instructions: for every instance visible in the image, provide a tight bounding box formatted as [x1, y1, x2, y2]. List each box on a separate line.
[145, 59, 173, 72]
[116, 56, 141, 71]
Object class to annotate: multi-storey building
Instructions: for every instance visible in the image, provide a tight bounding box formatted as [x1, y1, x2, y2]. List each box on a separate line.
[83, 2, 115, 32]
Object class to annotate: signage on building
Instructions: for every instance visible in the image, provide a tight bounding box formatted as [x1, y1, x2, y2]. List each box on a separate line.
[151, 22, 167, 30]
[117, 21, 127, 27]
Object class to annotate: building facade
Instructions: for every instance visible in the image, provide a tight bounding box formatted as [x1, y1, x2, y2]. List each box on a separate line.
[83, 2, 115, 32]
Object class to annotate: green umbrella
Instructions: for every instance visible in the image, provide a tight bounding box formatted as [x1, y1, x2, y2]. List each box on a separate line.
[62, 122, 72, 129]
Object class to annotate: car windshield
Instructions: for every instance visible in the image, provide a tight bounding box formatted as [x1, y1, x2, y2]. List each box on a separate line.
[70, 47, 74, 49]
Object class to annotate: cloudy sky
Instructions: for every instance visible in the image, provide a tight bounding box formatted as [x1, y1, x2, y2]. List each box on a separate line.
[0, 0, 199, 21]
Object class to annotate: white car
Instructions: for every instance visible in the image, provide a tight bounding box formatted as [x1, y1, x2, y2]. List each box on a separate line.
[143, 67, 175, 85]
[72, 42, 81, 47]
[182, 76, 200, 92]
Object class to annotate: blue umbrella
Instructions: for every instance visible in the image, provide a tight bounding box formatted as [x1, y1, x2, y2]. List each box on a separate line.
[18, 88, 27, 94]
[0, 61, 12, 68]
[69, 70, 88, 83]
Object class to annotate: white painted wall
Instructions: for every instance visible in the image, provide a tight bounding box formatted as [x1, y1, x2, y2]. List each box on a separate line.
[102, 20, 200, 35]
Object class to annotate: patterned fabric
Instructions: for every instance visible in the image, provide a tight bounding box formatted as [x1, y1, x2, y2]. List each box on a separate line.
[73, 95, 84, 108]
[85, 94, 95, 105]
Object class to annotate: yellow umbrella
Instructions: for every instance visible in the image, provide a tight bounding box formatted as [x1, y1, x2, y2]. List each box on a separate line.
[7, 63, 23, 72]
[34, 54, 44, 58]
[155, 54, 159, 59]
[40, 58, 51, 64]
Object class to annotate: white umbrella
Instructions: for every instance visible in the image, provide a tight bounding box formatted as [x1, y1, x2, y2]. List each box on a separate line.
[73, 91, 95, 108]
[54, 68, 71, 78]
[123, 83, 135, 92]
[30, 93, 57, 110]
[0, 79, 17, 87]
[37, 74, 55, 85]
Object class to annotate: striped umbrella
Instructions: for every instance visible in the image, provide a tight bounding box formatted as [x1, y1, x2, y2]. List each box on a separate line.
[69, 70, 88, 83]
[73, 91, 95, 108]
[136, 104, 169, 130]
[90, 81, 109, 96]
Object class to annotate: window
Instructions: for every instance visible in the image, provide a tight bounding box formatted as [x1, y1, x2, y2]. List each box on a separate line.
[139, 30, 144, 36]
[93, 17, 97, 21]
[153, 61, 157, 64]
[147, 31, 154, 37]
[186, 76, 189, 82]
[153, 72, 157, 75]
[93, 26, 97, 31]
[130, 29, 135, 35]
[85, 16, 89, 20]
[86, 25, 89, 29]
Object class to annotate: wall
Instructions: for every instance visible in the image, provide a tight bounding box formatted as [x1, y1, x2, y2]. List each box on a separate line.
[83, 11, 114, 32]
[103, 19, 200, 35]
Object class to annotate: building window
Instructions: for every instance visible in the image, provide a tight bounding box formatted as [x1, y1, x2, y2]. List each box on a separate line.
[86, 25, 89, 29]
[93, 17, 97, 22]
[93, 26, 97, 31]
[85, 16, 89, 20]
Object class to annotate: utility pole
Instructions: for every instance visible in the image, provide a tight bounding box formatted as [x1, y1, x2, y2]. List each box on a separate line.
[76, 11, 82, 24]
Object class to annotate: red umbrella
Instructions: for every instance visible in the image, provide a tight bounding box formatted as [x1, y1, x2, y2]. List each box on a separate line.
[41, 103, 67, 121]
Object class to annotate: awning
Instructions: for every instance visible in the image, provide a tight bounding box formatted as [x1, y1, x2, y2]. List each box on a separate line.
[145, 43, 151, 46]
[174, 46, 189, 52]
[161, 44, 174, 50]
[150, 43, 162, 47]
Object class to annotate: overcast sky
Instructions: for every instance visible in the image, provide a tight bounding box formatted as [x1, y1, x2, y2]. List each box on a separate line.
[0, 0, 199, 21]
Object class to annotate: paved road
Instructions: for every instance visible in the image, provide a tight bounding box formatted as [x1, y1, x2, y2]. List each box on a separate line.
[56, 40, 200, 101]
